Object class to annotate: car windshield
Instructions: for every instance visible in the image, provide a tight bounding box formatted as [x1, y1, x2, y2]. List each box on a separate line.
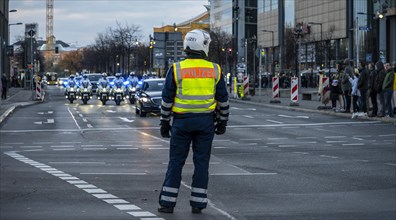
[87, 74, 101, 81]
[144, 80, 164, 92]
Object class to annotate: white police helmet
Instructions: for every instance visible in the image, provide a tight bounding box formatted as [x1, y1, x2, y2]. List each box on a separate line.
[183, 29, 211, 57]
[102, 72, 107, 77]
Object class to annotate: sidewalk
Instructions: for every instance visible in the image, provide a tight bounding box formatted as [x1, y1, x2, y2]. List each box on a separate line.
[229, 87, 396, 124]
[0, 87, 42, 124]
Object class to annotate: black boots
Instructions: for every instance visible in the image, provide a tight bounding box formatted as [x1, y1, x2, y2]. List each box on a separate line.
[157, 206, 203, 214]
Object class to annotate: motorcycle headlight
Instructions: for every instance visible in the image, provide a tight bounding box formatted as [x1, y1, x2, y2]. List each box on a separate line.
[84, 88, 88, 92]
[141, 97, 149, 102]
[70, 88, 74, 91]
[131, 87, 136, 92]
[103, 88, 106, 92]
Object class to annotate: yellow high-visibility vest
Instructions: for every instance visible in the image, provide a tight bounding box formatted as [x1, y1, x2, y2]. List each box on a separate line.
[172, 59, 221, 113]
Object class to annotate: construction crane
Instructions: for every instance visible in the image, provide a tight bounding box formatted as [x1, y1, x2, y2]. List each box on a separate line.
[45, 0, 54, 69]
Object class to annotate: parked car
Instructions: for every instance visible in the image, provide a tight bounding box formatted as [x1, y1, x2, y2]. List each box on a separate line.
[135, 78, 165, 117]
[86, 73, 102, 93]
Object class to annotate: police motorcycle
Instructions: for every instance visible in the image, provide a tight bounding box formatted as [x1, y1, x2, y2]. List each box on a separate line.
[110, 73, 126, 106]
[97, 73, 111, 105]
[78, 75, 92, 105]
[125, 73, 139, 104]
[64, 75, 78, 103]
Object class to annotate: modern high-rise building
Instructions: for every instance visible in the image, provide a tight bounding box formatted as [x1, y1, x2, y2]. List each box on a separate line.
[211, 0, 395, 79]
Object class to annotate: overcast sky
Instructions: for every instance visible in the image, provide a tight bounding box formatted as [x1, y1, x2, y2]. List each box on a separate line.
[9, 0, 209, 47]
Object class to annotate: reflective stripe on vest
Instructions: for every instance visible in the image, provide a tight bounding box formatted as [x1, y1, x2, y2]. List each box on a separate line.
[173, 59, 221, 113]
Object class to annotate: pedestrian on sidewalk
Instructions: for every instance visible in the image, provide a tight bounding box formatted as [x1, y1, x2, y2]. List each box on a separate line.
[382, 63, 394, 117]
[368, 62, 378, 117]
[349, 70, 361, 118]
[158, 29, 229, 214]
[358, 60, 369, 116]
[392, 62, 396, 114]
[341, 58, 353, 113]
[374, 61, 386, 117]
[330, 79, 342, 111]
[1, 73, 9, 99]
[336, 62, 345, 112]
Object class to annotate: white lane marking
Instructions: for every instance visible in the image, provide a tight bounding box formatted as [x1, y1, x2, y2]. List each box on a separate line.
[34, 142, 53, 144]
[231, 107, 256, 111]
[384, 139, 396, 142]
[320, 155, 339, 159]
[268, 137, 288, 140]
[111, 144, 133, 147]
[278, 145, 297, 148]
[50, 162, 106, 165]
[103, 199, 129, 204]
[106, 110, 117, 113]
[342, 143, 365, 146]
[325, 136, 346, 139]
[386, 163, 396, 166]
[51, 145, 74, 148]
[293, 152, 309, 155]
[68, 107, 82, 131]
[214, 147, 228, 149]
[149, 148, 168, 150]
[240, 138, 261, 141]
[114, 204, 140, 211]
[296, 137, 317, 139]
[80, 173, 147, 175]
[83, 188, 107, 193]
[353, 137, 364, 141]
[181, 181, 237, 220]
[20, 146, 42, 148]
[76, 111, 80, 114]
[83, 148, 107, 150]
[79, 114, 84, 117]
[0, 146, 13, 148]
[61, 142, 81, 144]
[87, 124, 93, 128]
[75, 184, 97, 189]
[82, 118, 88, 122]
[242, 115, 254, 119]
[210, 173, 277, 176]
[34, 121, 43, 125]
[53, 149, 76, 151]
[142, 145, 163, 147]
[3, 142, 23, 145]
[127, 211, 156, 217]
[326, 140, 346, 143]
[81, 145, 103, 147]
[116, 148, 139, 150]
[45, 119, 55, 124]
[92, 194, 117, 199]
[278, 114, 309, 119]
[118, 117, 135, 123]
[245, 143, 258, 146]
[379, 134, 396, 137]
[266, 119, 283, 124]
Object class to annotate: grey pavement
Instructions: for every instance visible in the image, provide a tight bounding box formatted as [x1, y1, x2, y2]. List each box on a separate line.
[0, 87, 43, 124]
[1, 86, 395, 125]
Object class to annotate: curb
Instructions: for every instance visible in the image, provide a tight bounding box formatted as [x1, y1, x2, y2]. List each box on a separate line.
[0, 92, 46, 125]
[229, 98, 396, 124]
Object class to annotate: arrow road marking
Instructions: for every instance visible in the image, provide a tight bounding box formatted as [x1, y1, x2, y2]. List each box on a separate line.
[119, 117, 134, 123]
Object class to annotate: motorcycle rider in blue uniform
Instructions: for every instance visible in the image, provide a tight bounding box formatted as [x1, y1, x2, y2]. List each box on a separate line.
[97, 73, 110, 90]
[65, 74, 77, 95]
[158, 29, 229, 214]
[79, 74, 92, 95]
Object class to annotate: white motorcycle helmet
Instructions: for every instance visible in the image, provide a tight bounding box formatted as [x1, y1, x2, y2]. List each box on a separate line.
[183, 29, 211, 57]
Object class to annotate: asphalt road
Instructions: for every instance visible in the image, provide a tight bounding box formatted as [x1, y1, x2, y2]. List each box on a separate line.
[1, 86, 395, 220]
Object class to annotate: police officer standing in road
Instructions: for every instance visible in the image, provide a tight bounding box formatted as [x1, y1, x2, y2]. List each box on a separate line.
[158, 29, 229, 214]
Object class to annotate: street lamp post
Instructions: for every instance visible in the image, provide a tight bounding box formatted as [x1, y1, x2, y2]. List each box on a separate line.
[308, 22, 322, 68]
[262, 30, 274, 88]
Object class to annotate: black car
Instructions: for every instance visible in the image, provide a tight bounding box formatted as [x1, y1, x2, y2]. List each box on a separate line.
[86, 73, 102, 93]
[135, 78, 165, 117]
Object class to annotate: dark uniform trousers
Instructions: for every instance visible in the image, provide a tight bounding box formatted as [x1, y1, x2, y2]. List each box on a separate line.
[159, 114, 215, 209]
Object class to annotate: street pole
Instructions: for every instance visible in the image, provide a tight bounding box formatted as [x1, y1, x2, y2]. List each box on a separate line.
[259, 48, 262, 102]
[356, 16, 359, 68]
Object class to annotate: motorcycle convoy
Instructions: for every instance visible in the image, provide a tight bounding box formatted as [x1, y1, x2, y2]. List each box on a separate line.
[64, 73, 139, 105]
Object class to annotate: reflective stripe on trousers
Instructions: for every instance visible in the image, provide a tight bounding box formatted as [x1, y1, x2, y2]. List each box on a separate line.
[159, 114, 214, 208]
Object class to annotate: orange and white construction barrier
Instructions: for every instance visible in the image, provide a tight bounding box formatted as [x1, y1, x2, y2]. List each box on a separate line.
[270, 77, 281, 103]
[290, 77, 299, 106]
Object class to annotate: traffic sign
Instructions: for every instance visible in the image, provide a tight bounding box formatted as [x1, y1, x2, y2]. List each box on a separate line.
[358, 26, 370, 31]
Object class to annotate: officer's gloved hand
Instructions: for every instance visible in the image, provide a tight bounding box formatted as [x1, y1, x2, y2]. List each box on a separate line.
[215, 120, 227, 135]
[160, 120, 171, 138]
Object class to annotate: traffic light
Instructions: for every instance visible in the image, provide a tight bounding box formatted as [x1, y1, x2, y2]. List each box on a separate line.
[228, 48, 232, 55]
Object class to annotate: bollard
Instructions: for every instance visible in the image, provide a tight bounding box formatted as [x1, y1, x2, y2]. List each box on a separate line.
[36, 81, 42, 100]
[317, 77, 332, 110]
[242, 76, 250, 100]
[289, 77, 299, 106]
[270, 77, 281, 103]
